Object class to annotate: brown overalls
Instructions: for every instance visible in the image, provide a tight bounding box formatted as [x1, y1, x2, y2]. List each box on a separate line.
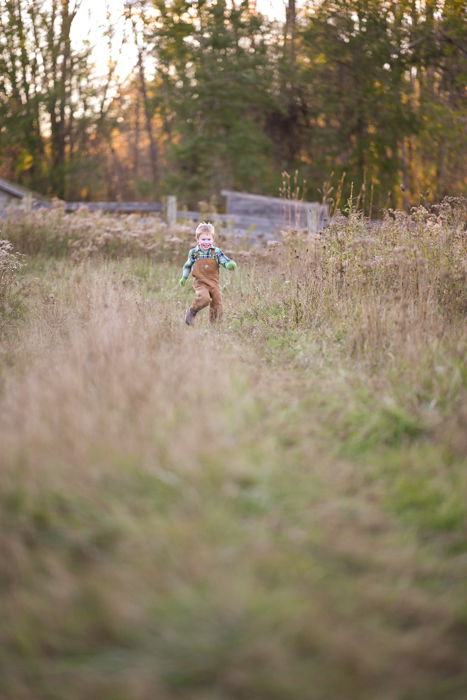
[190, 257, 223, 323]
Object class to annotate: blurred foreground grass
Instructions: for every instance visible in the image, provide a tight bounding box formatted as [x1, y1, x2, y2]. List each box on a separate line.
[0, 202, 466, 699]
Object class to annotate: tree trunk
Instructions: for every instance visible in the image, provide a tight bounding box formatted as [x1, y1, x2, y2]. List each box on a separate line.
[129, 10, 159, 194]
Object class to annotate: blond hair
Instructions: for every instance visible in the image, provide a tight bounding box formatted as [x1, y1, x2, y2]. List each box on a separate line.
[195, 222, 215, 239]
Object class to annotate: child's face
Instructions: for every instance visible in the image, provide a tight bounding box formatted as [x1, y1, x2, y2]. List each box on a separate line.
[197, 232, 214, 250]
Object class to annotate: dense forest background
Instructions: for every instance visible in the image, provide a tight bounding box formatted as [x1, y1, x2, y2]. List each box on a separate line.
[0, 0, 465, 213]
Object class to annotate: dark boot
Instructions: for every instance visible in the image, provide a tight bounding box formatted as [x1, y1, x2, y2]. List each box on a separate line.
[185, 307, 198, 326]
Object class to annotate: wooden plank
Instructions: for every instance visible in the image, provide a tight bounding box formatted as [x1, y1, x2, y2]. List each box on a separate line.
[64, 202, 163, 213]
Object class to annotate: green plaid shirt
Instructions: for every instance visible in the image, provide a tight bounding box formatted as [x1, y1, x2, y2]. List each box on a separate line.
[181, 245, 234, 279]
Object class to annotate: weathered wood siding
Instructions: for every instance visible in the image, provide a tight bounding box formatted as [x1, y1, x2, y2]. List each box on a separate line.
[222, 190, 328, 234]
[0, 190, 18, 206]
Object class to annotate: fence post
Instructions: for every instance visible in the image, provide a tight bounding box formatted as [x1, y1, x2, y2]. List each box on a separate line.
[307, 208, 318, 234]
[22, 194, 33, 212]
[167, 195, 177, 228]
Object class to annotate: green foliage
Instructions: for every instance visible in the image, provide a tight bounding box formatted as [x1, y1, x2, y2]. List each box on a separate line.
[0, 0, 117, 199]
[150, 0, 278, 203]
[0, 0, 465, 207]
[144, 0, 466, 209]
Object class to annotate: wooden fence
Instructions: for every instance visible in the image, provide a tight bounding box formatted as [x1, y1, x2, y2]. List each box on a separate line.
[64, 201, 163, 214]
[27, 190, 329, 236]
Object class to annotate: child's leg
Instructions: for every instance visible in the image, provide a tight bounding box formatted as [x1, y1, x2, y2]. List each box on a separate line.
[209, 284, 223, 323]
[186, 282, 210, 325]
[191, 281, 211, 312]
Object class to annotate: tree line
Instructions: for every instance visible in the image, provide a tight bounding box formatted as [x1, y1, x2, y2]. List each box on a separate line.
[0, 0, 465, 213]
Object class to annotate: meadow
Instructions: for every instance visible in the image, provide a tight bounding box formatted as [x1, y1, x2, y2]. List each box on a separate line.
[0, 199, 466, 699]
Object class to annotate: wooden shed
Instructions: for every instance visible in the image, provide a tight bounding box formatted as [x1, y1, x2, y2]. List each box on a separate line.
[222, 189, 328, 235]
[0, 177, 47, 209]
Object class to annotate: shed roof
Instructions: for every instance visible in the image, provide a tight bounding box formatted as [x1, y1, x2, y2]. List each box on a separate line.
[0, 176, 47, 201]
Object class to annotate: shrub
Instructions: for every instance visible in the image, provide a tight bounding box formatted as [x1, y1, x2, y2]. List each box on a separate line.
[1, 204, 193, 261]
[0, 239, 23, 313]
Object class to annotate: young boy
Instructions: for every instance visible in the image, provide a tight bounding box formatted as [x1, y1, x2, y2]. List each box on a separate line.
[179, 222, 237, 325]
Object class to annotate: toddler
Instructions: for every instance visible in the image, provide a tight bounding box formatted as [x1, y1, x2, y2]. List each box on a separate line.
[179, 222, 237, 325]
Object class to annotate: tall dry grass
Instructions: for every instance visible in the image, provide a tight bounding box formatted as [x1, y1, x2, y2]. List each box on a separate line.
[0, 197, 466, 698]
[0, 239, 24, 318]
[1, 203, 192, 261]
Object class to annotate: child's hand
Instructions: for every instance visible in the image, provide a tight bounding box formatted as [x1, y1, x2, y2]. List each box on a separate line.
[179, 277, 187, 287]
[226, 261, 237, 270]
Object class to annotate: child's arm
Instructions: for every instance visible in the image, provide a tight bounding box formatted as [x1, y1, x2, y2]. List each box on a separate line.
[179, 249, 195, 285]
[217, 249, 237, 270]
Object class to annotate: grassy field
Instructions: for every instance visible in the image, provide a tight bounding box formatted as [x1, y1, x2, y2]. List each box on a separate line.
[0, 201, 466, 699]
